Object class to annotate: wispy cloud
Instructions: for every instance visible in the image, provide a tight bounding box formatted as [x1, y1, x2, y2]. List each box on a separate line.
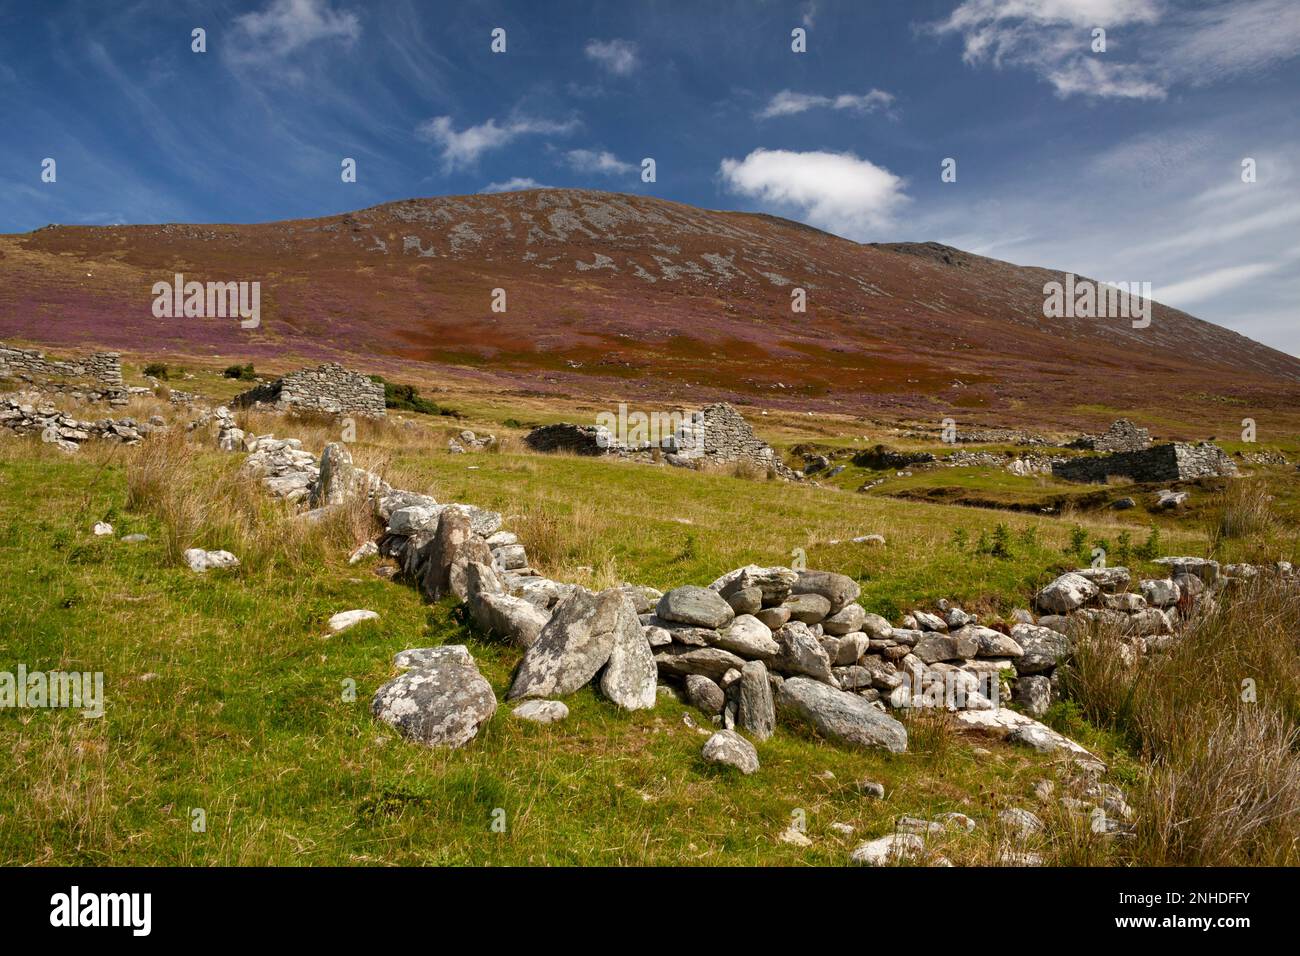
[481, 177, 551, 193]
[584, 38, 639, 75]
[230, 0, 361, 64]
[719, 148, 908, 240]
[757, 89, 894, 119]
[562, 148, 635, 176]
[418, 115, 579, 172]
[929, 0, 1300, 100]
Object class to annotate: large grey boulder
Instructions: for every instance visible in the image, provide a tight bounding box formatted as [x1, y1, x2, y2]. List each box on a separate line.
[783, 592, 832, 624]
[737, 660, 776, 740]
[508, 588, 624, 699]
[701, 730, 759, 774]
[712, 614, 779, 658]
[790, 570, 860, 613]
[1075, 566, 1130, 593]
[1035, 572, 1099, 614]
[1010, 624, 1073, 674]
[654, 645, 748, 681]
[959, 625, 1023, 658]
[599, 594, 657, 710]
[657, 585, 735, 629]
[773, 621, 836, 683]
[418, 509, 473, 602]
[709, 565, 799, 605]
[1015, 674, 1052, 717]
[1140, 578, 1181, 607]
[473, 592, 550, 648]
[776, 676, 908, 753]
[685, 675, 726, 715]
[823, 602, 866, 636]
[311, 442, 355, 508]
[372, 657, 497, 748]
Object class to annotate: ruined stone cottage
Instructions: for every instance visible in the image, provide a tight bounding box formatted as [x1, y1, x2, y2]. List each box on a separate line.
[0, 342, 127, 405]
[1052, 442, 1237, 483]
[525, 402, 796, 478]
[233, 362, 386, 418]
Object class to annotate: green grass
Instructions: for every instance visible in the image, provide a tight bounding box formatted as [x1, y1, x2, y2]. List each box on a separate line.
[3, 411, 1294, 866]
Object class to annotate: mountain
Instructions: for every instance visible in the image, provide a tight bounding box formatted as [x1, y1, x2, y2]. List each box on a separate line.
[2, 188, 1297, 431]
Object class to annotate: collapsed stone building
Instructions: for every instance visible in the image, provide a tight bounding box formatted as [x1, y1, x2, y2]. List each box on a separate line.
[1070, 419, 1152, 453]
[1052, 442, 1237, 484]
[233, 362, 386, 418]
[525, 402, 797, 479]
[0, 342, 128, 406]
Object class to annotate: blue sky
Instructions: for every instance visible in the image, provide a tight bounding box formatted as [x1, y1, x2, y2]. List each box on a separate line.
[2, 0, 1298, 353]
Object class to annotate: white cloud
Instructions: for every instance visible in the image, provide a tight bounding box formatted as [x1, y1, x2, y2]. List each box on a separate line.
[718, 148, 908, 240]
[563, 149, 635, 176]
[931, 0, 1300, 100]
[757, 89, 894, 119]
[418, 115, 578, 171]
[481, 177, 551, 193]
[1157, 262, 1281, 306]
[801, 1, 818, 28]
[231, 0, 361, 59]
[584, 39, 639, 76]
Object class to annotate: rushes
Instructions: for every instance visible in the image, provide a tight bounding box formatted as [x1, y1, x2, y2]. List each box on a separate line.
[1067, 580, 1300, 865]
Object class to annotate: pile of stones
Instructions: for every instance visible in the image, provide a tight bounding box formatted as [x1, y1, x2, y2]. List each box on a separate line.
[448, 429, 496, 453]
[0, 393, 164, 452]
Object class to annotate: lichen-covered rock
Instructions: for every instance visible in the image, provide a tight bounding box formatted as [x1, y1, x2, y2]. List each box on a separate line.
[712, 614, 778, 658]
[737, 660, 775, 741]
[773, 621, 836, 682]
[684, 674, 726, 715]
[508, 588, 625, 700]
[709, 565, 799, 605]
[599, 593, 657, 710]
[790, 570, 860, 613]
[776, 676, 908, 752]
[849, 833, 925, 866]
[512, 699, 569, 724]
[654, 645, 748, 681]
[701, 730, 759, 774]
[184, 548, 239, 573]
[656, 585, 735, 629]
[1035, 572, 1099, 614]
[1010, 624, 1072, 674]
[372, 657, 497, 748]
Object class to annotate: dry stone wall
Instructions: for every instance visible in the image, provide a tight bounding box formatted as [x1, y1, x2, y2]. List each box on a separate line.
[0, 342, 127, 405]
[233, 362, 386, 418]
[1052, 442, 1237, 483]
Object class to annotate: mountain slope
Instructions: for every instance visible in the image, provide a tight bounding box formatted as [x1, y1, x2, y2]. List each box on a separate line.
[2, 188, 1296, 429]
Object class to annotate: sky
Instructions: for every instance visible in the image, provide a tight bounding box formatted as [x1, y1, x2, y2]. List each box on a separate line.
[1, 0, 1298, 354]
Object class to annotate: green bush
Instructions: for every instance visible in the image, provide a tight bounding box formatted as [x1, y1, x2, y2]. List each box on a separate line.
[369, 375, 440, 415]
[223, 363, 256, 381]
[143, 363, 169, 380]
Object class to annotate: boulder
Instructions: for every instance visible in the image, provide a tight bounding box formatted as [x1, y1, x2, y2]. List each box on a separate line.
[311, 442, 355, 508]
[773, 621, 836, 683]
[656, 585, 735, 629]
[725, 586, 763, 616]
[684, 674, 726, 715]
[737, 660, 776, 741]
[1035, 572, 1099, 614]
[709, 565, 799, 605]
[754, 606, 791, 630]
[1140, 578, 1181, 607]
[372, 657, 497, 748]
[393, 645, 474, 669]
[712, 614, 779, 658]
[823, 602, 866, 635]
[1075, 566, 1130, 593]
[959, 625, 1023, 658]
[701, 730, 759, 774]
[183, 548, 239, 573]
[849, 833, 925, 866]
[472, 592, 550, 648]
[859, 612, 893, 641]
[654, 645, 748, 681]
[1010, 624, 1072, 674]
[790, 570, 860, 613]
[783, 592, 832, 624]
[418, 509, 473, 602]
[1015, 674, 1052, 717]
[599, 594, 658, 710]
[776, 676, 908, 753]
[508, 588, 623, 699]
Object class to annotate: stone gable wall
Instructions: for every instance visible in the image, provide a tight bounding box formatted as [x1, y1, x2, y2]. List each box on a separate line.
[0, 342, 126, 404]
[1052, 442, 1236, 483]
[234, 363, 386, 418]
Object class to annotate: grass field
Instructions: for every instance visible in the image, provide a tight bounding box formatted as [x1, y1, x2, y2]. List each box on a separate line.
[1, 373, 1297, 866]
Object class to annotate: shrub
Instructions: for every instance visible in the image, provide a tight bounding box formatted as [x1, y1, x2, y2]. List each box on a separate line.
[369, 375, 440, 415]
[143, 363, 169, 380]
[223, 363, 256, 381]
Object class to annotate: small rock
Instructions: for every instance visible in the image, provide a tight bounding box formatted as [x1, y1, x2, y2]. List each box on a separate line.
[512, 699, 569, 724]
[327, 609, 379, 633]
[701, 729, 759, 774]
